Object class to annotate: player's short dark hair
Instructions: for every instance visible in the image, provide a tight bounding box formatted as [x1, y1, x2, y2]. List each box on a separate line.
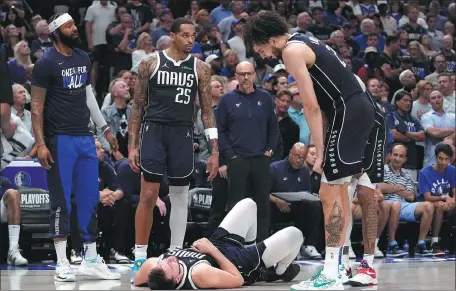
[385, 35, 398, 47]
[435, 143, 454, 159]
[170, 17, 194, 33]
[244, 11, 288, 47]
[148, 268, 175, 290]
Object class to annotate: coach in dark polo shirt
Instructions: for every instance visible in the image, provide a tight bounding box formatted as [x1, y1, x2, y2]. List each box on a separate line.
[269, 143, 324, 259]
[217, 61, 279, 241]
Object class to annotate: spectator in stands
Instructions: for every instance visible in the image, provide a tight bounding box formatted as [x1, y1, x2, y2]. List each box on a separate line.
[228, 18, 251, 63]
[30, 20, 52, 60]
[399, 5, 427, 42]
[217, 61, 279, 241]
[440, 35, 456, 72]
[275, 90, 299, 160]
[408, 41, 429, 79]
[308, 7, 334, 42]
[156, 35, 172, 51]
[218, 0, 245, 42]
[443, 134, 456, 165]
[426, 14, 444, 52]
[269, 142, 323, 259]
[70, 140, 130, 264]
[354, 0, 378, 21]
[107, 13, 137, 76]
[418, 143, 456, 255]
[201, 26, 227, 61]
[411, 80, 432, 122]
[132, 32, 153, 69]
[354, 18, 385, 52]
[443, 21, 454, 37]
[193, 9, 210, 43]
[3, 9, 25, 38]
[378, 2, 397, 36]
[289, 12, 314, 36]
[428, 1, 447, 32]
[389, 91, 425, 182]
[0, 177, 28, 266]
[358, 46, 381, 83]
[102, 70, 134, 109]
[220, 49, 239, 78]
[421, 90, 456, 167]
[425, 54, 448, 90]
[151, 9, 173, 47]
[226, 78, 238, 92]
[273, 75, 288, 95]
[186, 0, 200, 22]
[85, 0, 116, 92]
[329, 30, 344, 48]
[210, 0, 232, 26]
[324, 1, 345, 27]
[11, 83, 31, 133]
[3, 24, 20, 59]
[350, 187, 389, 258]
[125, 0, 153, 34]
[439, 73, 455, 115]
[379, 144, 435, 256]
[7, 40, 30, 85]
[420, 35, 437, 57]
[392, 69, 416, 100]
[99, 79, 131, 161]
[287, 86, 310, 146]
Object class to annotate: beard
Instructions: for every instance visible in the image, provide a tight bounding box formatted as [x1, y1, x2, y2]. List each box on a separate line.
[57, 30, 81, 48]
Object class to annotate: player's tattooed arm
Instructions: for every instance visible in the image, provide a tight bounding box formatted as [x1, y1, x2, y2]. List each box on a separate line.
[30, 86, 47, 147]
[197, 60, 218, 153]
[128, 54, 157, 149]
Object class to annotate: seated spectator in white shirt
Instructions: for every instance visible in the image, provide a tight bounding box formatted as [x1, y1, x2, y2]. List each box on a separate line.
[351, 187, 390, 258]
[227, 18, 252, 63]
[378, 144, 435, 256]
[132, 32, 153, 69]
[11, 83, 31, 133]
[418, 143, 456, 255]
[269, 143, 323, 259]
[421, 90, 456, 167]
[439, 72, 456, 115]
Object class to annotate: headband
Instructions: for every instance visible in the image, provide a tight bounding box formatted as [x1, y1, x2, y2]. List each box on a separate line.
[48, 13, 73, 33]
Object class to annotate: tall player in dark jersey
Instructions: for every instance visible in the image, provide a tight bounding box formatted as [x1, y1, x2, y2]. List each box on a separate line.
[133, 198, 303, 290]
[128, 17, 219, 282]
[244, 11, 385, 290]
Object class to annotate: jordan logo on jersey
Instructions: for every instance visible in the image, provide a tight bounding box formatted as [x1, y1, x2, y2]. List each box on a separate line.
[61, 66, 88, 89]
[168, 249, 206, 260]
[157, 71, 194, 88]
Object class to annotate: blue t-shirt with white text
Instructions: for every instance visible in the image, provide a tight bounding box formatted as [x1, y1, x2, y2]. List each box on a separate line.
[418, 165, 456, 201]
[31, 47, 92, 137]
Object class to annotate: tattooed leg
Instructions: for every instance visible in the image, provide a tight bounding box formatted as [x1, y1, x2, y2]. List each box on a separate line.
[357, 185, 377, 255]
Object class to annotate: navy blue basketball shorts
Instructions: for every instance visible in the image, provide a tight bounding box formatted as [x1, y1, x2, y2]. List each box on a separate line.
[46, 135, 99, 242]
[323, 94, 376, 182]
[210, 227, 266, 286]
[140, 122, 194, 183]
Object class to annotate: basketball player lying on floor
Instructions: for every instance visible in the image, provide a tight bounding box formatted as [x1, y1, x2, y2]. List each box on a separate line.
[133, 198, 303, 289]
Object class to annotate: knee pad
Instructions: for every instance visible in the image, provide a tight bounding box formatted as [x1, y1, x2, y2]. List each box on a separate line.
[321, 175, 353, 185]
[169, 177, 191, 186]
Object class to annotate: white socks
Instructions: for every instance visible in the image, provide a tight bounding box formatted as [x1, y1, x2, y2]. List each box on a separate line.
[8, 225, 20, 250]
[431, 237, 439, 244]
[168, 185, 190, 250]
[135, 244, 148, 261]
[375, 238, 379, 247]
[54, 240, 68, 262]
[323, 246, 342, 279]
[363, 254, 374, 267]
[83, 242, 97, 260]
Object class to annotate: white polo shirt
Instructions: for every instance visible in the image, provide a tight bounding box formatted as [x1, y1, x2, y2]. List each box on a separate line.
[85, 2, 117, 46]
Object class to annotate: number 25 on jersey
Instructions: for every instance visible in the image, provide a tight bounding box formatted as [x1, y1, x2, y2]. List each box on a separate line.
[175, 87, 191, 104]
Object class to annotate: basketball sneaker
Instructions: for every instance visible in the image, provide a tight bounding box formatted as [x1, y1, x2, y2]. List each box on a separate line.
[374, 245, 384, 258]
[347, 260, 377, 286]
[339, 264, 352, 284]
[79, 255, 121, 280]
[291, 271, 344, 290]
[131, 258, 146, 283]
[386, 242, 408, 257]
[110, 249, 131, 264]
[54, 258, 76, 282]
[70, 249, 83, 265]
[7, 246, 28, 266]
[414, 242, 432, 256]
[265, 263, 301, 282]
[301, 245, 322, 259]
[431, 242, 445, 256]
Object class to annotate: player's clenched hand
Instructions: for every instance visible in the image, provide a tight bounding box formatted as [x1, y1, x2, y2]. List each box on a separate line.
[128, 147, 140, 173]
[191, 238, 217, 255]
[37, 145, 54, 170]
[206, 152, 219, 181]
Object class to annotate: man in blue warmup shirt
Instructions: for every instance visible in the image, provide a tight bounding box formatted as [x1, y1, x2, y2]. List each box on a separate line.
[30, 12, 120, 282]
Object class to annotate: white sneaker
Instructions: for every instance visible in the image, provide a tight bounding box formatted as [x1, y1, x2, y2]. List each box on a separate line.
[79, 255, 121, 280]
[349, 246, 356, 259]
[301, 245, 322, 259]
[291, 271, 344, 290]
[54, 258, 76, 282]
[374, 246, 384, 258]
[70, 249, 83, 265]
[339, 265, 353, 285]
[7, 246, 28, 266]
[110, 249, 131, 264]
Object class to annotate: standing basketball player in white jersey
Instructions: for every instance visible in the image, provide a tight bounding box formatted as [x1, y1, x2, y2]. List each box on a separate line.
[128, 17, 219, 282]
[244, 11, 385, 290]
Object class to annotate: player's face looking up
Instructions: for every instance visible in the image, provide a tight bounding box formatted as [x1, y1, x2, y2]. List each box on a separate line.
[55, 20, 80, 48]
[171, 24, 196, 54]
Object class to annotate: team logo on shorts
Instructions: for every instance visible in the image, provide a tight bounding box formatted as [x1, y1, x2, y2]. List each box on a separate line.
[14, 171, 32, 188]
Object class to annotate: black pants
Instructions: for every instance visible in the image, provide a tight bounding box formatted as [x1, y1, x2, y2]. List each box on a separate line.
[70, 198, 132, 253]
[270, 200, 324, 248]
[205, 173, 229, 237]
[227, 156, 270, 241]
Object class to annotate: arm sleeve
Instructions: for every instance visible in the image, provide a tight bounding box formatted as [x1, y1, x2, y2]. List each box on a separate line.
[97, 108, 111, 151]
[86, 84, 107, 128]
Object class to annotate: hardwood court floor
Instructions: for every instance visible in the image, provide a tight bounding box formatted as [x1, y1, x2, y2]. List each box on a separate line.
[1, 257, 455, 290]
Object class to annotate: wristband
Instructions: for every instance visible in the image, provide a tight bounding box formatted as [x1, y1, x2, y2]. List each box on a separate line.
[204, 128, 218, 140]
[103, 126, 111, 134]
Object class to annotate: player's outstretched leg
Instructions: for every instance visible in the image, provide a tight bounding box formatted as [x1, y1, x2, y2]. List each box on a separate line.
[260, 227, 303, 283]
[168, 184, 190, 250]
[217, 198, 257, 244]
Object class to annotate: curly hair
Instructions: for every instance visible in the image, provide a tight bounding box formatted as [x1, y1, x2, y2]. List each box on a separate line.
[243, 11, 288, 47]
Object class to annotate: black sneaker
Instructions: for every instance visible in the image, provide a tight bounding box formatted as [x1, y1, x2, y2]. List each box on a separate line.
[386, 243, 408, 257]
[431, 242, 445, 256]
[266, 263, 301, 282]
[414, 243, 432, 256]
